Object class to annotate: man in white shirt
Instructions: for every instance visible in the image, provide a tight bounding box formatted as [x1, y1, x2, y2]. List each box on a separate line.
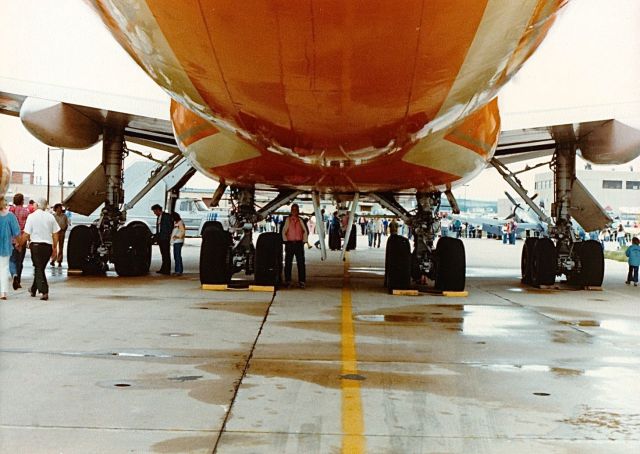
[21, 198, 60, 301]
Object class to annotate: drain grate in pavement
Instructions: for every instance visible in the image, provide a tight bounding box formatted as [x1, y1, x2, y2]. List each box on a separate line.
[340, 374, 366, 381]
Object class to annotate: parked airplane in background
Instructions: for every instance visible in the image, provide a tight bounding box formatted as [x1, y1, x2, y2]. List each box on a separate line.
[2, 0, 640, 291]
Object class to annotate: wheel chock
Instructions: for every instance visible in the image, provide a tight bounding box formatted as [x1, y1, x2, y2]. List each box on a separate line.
[202, 284, 275, 292]
[202, 284, 229, 291]
[442, 291, 469, 297]
[67, 269, 83, 276]
[249, 285, 275, 292]
[392, 289, 419, 296]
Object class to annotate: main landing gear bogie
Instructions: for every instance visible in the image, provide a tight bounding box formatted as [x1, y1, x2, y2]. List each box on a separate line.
[67, 222, 153, 276]
[521, 237, 605, 288]
[382, 192, 467, 293]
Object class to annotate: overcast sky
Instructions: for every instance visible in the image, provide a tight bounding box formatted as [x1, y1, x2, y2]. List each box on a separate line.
[1, 0, 639, 200]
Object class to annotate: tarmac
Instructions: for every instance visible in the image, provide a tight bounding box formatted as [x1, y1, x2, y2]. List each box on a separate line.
[0, 234, 639, 453]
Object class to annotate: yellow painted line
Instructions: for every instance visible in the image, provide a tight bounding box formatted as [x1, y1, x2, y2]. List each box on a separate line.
[341, 253, 365, 453]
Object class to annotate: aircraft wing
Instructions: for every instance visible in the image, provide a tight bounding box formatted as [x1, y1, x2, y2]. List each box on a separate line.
[494, 119, 640, 165]
[0, 89, 177, 154]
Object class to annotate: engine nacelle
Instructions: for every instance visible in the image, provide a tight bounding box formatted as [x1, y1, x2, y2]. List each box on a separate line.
[19, 97, 102, 149]
[578, 120, 640, 165]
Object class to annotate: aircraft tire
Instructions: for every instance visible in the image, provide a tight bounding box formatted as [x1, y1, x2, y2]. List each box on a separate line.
[113, 221, 152, 277]
[201, 220, 224, 233]
[200, 225, 232, 285]
[531, 237, 557, 287]
[435, 237, 466, 292]
[384, 234, 411, 293]
[255, 232, 283, 286]
[521, 237, 538, 285]
[67, 225, 96, 273]
[347, 224, 357, 251]
[576, 240, 605, 287]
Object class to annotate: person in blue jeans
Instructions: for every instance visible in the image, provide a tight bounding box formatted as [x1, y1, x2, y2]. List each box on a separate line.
[171, 212, 186, 276]
[625, 237, 640, 286]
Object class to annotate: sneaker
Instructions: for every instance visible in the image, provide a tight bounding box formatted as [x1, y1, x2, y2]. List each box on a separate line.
[298, 282, 305, 289]
[635, 283, 638, 287]
[50, 261, 55, 267]
[626, 281, 631, 285]
[57, 263, 62, 267]
[12, 275, 19, 291]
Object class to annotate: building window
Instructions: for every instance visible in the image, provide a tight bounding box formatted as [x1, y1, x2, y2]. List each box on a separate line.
[602, 180, 622, 189]
[626, 181, 640, 190]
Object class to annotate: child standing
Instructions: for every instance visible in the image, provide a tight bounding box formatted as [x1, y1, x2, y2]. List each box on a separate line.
[625, 237, 640, 286]
[171, 212, 186, 276]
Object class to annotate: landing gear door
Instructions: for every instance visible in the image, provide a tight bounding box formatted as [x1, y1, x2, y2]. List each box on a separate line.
[570, 179, 612, 232]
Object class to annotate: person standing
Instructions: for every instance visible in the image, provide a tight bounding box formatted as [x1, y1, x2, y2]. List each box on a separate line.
[389, 218, 399, 235]
[151, 204, 172, 275]
[625, 237, 640, 286]
[0, 197, 20, 300]
[51, 203, 70, 267]
[9, 193, 30, 290]
[171, 212, 186, 276]
[359, 216, 367, 235]
[366, 218, 375, 247]
[282, 203, 309, 288]
[22, 198, 60, 301]
[374, 217, 384, 247]
[617, 224, 626, 249]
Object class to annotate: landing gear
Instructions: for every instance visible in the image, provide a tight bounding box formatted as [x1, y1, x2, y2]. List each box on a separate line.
[376, 191, 466, 292]
[198, 187, 298, 287]
[493, 139, 607, 288]
[66, 128, 152, 276]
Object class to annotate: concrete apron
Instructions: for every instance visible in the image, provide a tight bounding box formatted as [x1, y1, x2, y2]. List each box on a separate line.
[0, 236, 639, 453]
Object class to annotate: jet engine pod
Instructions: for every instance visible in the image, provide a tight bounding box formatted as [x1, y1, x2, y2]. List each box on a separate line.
[19, 97, 102, 149]
[578, 120, 640, 165]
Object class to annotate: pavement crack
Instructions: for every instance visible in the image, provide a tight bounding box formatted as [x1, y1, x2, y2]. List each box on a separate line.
[211, 287, 279, 453]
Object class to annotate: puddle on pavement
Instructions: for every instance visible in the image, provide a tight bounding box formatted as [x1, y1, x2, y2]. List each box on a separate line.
[348, 266, 385, 276]
[476, 364, 584, 377]
[351, 304, 537, 337]
[559, 319, 639, 336]
[192, 301, 270, 317]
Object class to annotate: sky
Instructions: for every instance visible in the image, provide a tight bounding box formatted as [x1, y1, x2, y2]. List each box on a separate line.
[1, 0, 640, 200]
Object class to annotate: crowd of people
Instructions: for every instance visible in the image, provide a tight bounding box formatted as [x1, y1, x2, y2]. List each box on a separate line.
[0, 193, 69, 301]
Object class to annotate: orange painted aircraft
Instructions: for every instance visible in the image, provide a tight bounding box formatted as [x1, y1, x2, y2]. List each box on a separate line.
[2, 0, 640, 291]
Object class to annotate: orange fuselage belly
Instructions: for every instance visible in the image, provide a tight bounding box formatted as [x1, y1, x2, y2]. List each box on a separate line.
[88, 0, 566, 192]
